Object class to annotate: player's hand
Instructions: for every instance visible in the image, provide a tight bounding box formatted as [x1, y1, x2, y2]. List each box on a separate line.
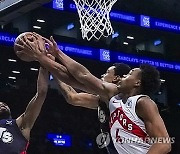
[15, 35, 41, 61]
[32, 33, 56, 61]
[33, 32, 59, 58]
[47, 53, 55, 61]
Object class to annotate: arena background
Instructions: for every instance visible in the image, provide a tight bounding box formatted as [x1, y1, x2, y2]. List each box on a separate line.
[0, 0, 180, 153]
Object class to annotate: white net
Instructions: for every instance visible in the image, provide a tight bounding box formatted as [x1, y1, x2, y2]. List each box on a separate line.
[73, 0, 117, 41]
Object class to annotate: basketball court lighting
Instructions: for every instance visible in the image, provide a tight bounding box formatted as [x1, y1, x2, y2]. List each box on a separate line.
[112, 32, 119, 38]
[123, 42, 129, 45]
[33, 26, 41, 29]
[12, 71, 20, 74]
[127, 36, 134, 39]
[8, 59, 17, 62]
[67, 23, 75, 30]
[160, 79, 165, 83]
[8, 76, 16, 80]
[37, 19, 45, 23]
[30, 68, 38, 71]
[154, 40, 161, 46]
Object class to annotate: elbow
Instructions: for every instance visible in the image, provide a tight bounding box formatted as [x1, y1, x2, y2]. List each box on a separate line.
[66, 95, 78, 106]
[160, 143, 171, 154]
[66, 97, 73, 105]
[166, 143, 171, 153]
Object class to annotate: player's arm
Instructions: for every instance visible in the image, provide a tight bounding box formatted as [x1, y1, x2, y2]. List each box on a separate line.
[41, 36, 119, 102]
[17, 33, 118, 102]
[55, 77, 100, 109]
[136, 97, 171, 154]
[15, 35, 88, 91]
[16, 67, 48, 140]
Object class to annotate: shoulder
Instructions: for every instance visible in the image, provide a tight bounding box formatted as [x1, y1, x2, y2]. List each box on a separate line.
[137, 96, 157, 108]
[136, 96, 159, 120]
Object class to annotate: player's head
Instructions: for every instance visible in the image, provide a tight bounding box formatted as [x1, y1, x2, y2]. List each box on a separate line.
[0, 102, 11, 120]
[119, 64, 160, 95]
[101, 63, 131, 84]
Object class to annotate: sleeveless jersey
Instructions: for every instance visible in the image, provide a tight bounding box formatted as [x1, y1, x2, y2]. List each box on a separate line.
[109, 95, 152, 154]
[97, 101, 118, 154]
[0, 119, 29, 154]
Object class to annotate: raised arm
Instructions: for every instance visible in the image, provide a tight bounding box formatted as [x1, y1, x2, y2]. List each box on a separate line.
[15, 35, 89, 92]
[41, 35, 119, 102]
[136, 97, 171, 154]
[16, 67, 48, 140]
[55, 77, 100, 109]
[15, 33, 118, 102]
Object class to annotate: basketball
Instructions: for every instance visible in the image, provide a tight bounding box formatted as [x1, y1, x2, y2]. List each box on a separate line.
[14, 32, 35, 62]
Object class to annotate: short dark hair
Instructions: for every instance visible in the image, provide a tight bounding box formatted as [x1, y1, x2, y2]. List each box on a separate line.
[0, 102, 11, 120]
[140, 64, 161, 95]
[113, 63, 131, 77]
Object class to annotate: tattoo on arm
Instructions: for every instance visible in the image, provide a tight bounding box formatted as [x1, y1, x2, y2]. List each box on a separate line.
[56, 79, 77, 101]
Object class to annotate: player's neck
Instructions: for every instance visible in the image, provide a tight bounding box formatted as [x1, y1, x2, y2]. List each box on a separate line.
[121, 89, 141, 103]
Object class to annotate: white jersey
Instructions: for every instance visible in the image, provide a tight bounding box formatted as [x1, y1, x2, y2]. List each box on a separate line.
[109, 95, 152, 154]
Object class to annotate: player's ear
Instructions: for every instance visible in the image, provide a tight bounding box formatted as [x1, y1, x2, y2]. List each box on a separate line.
[113, 75, 121, 83]
[135, 80, 141, 87]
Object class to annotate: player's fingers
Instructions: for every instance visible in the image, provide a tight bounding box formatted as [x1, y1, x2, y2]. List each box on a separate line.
[50, 36, 57, 46]
[47, 54, 55, 61]
[16, 50, 28, 56]
[32, 32, 42, 39]
[43, 37, 53, 47]
[37, 39, 45, 53]
[19, 38, 31, 50]
[24, 35, 33, 46]
[14, 43, 24, 49]
[19, 37, 26, 45]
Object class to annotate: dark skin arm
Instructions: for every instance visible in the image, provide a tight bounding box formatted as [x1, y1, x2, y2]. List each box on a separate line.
[46, 54, 100, 109]
[36, 34, 119, 103]
[136, 97, 171, 154]
[16, 67, 48, 140]
[16, 34, 118, 104]
[15, 35, 90, 92]
[55, 77, 100, 109]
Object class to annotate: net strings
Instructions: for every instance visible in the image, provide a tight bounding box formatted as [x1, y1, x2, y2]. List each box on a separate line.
[73, 0, 117, 40]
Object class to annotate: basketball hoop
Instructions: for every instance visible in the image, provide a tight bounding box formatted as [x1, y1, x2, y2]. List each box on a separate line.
[73, 0, 117, 41]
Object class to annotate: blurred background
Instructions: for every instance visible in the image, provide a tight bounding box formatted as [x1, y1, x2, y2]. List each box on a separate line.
[0, 0, 180, 153]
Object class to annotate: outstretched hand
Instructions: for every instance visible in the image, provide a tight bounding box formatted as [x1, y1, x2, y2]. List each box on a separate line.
[33, 32, 60, 58]
[15, 34, 47, 61]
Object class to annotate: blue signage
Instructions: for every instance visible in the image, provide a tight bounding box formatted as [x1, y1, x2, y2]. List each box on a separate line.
[151, 18, 180, 33]
[111, 52, 180, 72]
[110, 11, 137, 24]
[100, 49, 111, 62]
[140, 15, 151, 28]
[1, 32, 180, 73]
[0, 32, 17, 46]
[47, 133, 72, 147]
[51, 0, 180, 34]
[57, 43, 99, 60]
[53, 0, 64, 10]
